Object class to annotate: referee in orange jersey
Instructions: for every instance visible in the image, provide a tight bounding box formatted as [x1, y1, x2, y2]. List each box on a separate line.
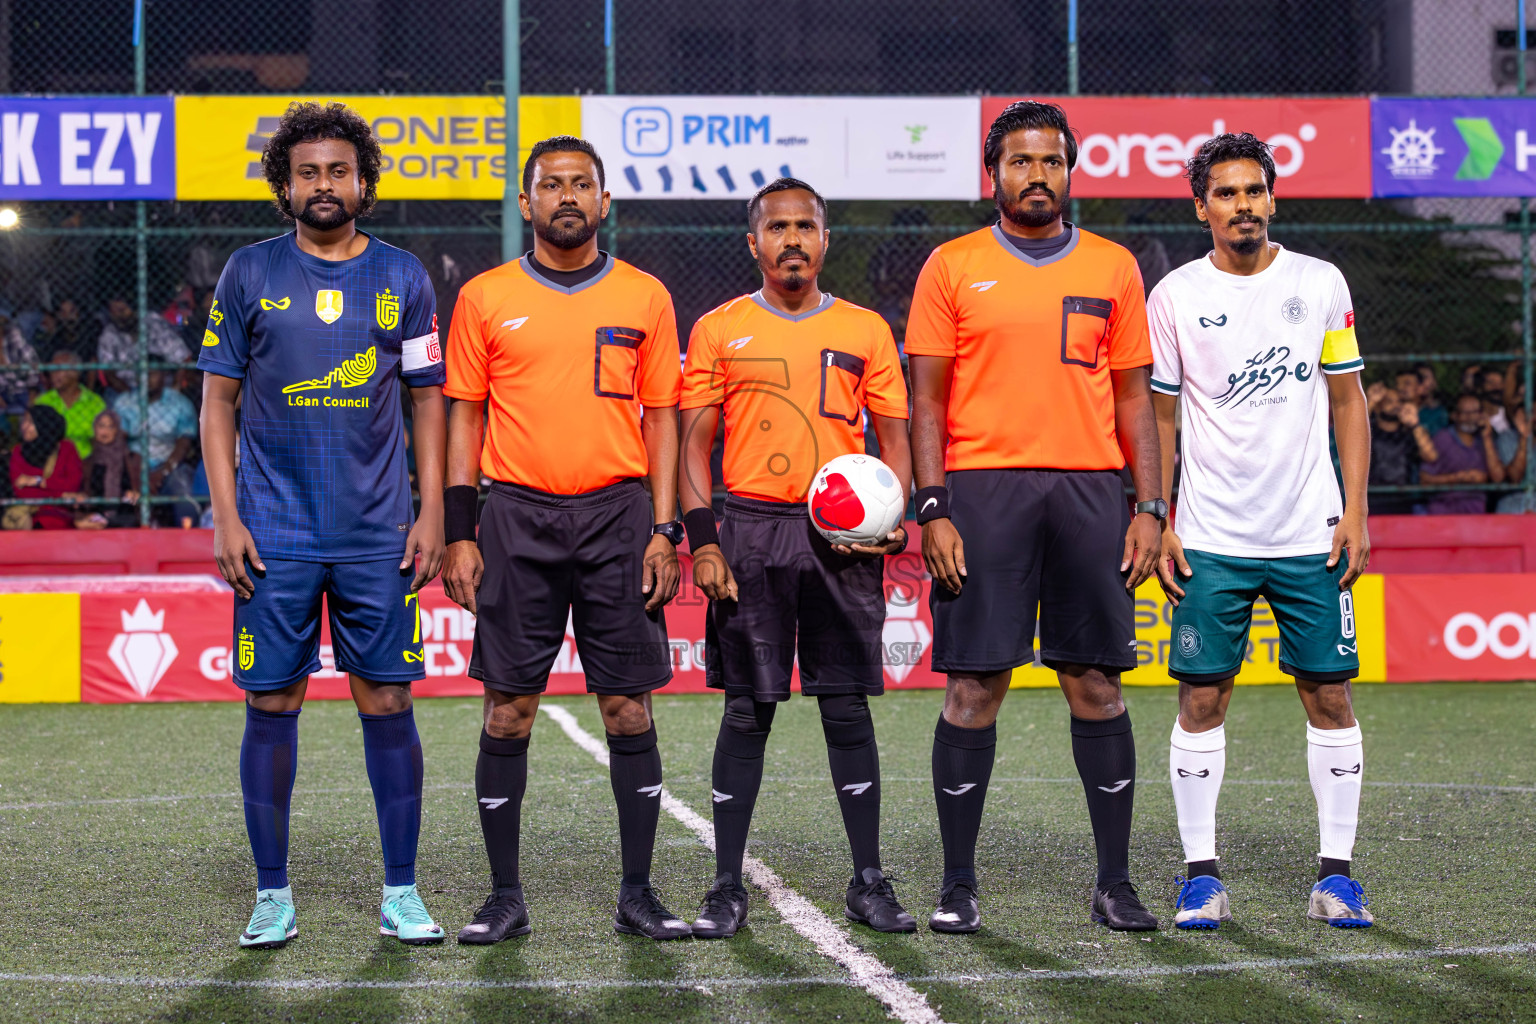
[678, 178, 916, 939]
[441, 136, 690, 943]
[907, 102, 1165, 933]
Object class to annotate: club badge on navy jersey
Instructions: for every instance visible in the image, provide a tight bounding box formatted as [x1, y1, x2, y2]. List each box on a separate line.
[316, 289, 344, 324]
[376, 288, 399, 331]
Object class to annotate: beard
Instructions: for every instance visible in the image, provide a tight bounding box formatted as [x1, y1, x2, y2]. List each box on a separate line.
[760, 247, 815, 290]
[1227, 215, 1267, 255]
[997, 180, 1069, 229]
[296, 194, 357, 231]
[537, 208, 598, 250]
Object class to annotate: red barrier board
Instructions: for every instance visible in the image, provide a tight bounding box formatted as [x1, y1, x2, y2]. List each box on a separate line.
[1385, 574, 1536, 682]
[78, 551, 943, 703]
[978, 97, 1371, 199]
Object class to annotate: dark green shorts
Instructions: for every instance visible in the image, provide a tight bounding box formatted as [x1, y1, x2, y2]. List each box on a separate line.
[1169, 549, 1359, 684]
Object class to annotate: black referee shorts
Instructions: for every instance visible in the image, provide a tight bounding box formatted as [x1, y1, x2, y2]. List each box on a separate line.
[706, 494, 886, 702]
[929, 468, 1137, 676]
[469, 478, 673, 696]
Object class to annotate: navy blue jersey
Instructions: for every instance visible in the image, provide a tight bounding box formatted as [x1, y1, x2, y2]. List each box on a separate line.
[199, 232, 445, 562]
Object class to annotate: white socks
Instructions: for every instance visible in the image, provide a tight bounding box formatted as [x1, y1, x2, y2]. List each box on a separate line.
[1169, 719, 1226, 865]
[1306, 722, 1364, 864]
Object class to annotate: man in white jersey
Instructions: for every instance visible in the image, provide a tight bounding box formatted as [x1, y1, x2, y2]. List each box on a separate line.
[1149, 134, 1374, 930]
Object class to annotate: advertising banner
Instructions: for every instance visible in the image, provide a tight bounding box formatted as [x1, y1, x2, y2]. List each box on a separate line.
[174, 95, 580, 201]
[978, 97, 1371, 199]
[0, 593, 80, 703]
[1385, 574, 1536, 682]
[0, 96, 175, 200]
[1372, 97, 1536, 197]
[581, 96, 981, 200]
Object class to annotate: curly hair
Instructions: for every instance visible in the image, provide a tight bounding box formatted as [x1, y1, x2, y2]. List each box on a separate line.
[1185, 132, 1276, 203]
[261, 101, 382, 221]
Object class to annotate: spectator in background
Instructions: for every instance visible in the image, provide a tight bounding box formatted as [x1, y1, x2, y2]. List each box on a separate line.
[76, 410, 142, 529]
[1367, 383, 1438, 514]
[96, 294, 191, 394]
[1421, 392, 1504, 513]
[1413, 362, 1449, 436]
[7, 405, 82, 530]
[0, 304, 41, 414]
[1494, 364, 1531, 513]
[114, 357, 199, 526]
[34, 352, 107, 460]
[181, 287, 217, 355]
[31, 298, 90, 363]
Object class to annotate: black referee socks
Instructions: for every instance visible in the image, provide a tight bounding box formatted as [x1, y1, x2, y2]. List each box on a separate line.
[475, 730, 529, 891]
[711, 696, 776, 884]
[819, 694, 883, 879]
[607, 726, 663, 889]
[1070, 711, 1137, 888]
[932, 715, 996, 889]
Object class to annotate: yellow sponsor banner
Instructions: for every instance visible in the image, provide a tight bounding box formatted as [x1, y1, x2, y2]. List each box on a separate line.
[0, 593, 81, 703]
[175, 95, 581, 201]
[1011, 573, 1386, 688]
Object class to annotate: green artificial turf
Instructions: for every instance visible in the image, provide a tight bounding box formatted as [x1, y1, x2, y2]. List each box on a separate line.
[0, 683, 1532, 1023]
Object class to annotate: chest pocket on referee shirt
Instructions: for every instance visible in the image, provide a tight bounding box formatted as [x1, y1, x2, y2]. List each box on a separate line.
[594, 326, 646, 399]
[818, 349, 866, 425]
[1060, 296, 1113, 369]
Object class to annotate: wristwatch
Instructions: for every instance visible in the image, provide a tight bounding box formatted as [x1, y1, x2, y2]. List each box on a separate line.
[652, 521, 685, 545]
[1134, 498, 1169, 523]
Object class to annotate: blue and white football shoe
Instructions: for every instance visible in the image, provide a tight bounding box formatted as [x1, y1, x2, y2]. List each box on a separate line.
[380, 883, 445, 944]
[1308, 875, 1373, 928]
[1173, 875, 1232, 930]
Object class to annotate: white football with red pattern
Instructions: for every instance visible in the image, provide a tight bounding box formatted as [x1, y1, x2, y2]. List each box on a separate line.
[808, 454, 905, 546]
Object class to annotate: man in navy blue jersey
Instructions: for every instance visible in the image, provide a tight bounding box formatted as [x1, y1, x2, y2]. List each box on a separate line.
[199, 101, 448, 949]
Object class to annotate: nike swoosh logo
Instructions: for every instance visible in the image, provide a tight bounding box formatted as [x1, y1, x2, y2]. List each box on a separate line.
[1329, 763, 1362, 777]
[478, 797, 508, 809]
[920, 498, 937, 514]
[638, 784, 664, 797]
[841, 781, 873, 796]
[942, 783, 976, 796]
[1097, 779, 1131, 793]
[711, 789, 732, 803]
[1176, 768, 1210, 778]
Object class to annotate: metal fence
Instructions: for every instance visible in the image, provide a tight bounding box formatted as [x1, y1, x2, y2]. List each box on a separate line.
[0, 0, 1532, 524]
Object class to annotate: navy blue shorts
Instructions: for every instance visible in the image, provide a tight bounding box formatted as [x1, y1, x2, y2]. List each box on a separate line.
[232, 557, 423, 691]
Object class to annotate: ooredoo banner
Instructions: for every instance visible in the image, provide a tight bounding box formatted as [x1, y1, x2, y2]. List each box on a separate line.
[1385, 574, 1536, 682]
[581, 95, 982, 200]
[978, 96, 1372, 199]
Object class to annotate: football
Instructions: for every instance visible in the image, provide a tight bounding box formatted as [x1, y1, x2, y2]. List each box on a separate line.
[808, 454, 906, 546]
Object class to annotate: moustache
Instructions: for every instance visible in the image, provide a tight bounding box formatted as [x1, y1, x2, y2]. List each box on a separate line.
[553, 207, 586, 221]
[307, 195, 341, 208]
[778, 248, 810, 265]
[1230, 215, 1263, 227]
[1018, 187, 1056, 201]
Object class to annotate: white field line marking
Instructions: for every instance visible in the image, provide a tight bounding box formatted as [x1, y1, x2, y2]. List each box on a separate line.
[5, 775, 1530, 814]
[1, 942, 1531, 993]
[540, 703, 946, 1024]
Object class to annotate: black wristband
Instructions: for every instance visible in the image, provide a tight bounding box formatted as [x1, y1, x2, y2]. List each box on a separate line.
[914, 485, 950, 525]
[444, 485, 479, 545]
[683, 507, 720, 550]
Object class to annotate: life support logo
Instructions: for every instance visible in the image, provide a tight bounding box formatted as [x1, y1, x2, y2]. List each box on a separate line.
[1443, 611, 1536, 660]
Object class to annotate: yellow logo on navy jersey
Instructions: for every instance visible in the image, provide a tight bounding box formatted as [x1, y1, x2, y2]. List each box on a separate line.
[260, 296, 291, 311]
[282, 346, 376, 394]
[208, 300, 224, 326]
[376, 288, 400, 331]
[315, 289, 344, 324]
[238, 628, 255, 672]
[403, 592, 424, 662]
[202, 328, 220, 348]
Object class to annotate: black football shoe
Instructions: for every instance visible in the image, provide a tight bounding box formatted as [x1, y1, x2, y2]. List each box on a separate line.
[1090, 880, 1160, 931]
[928, 877, 981, 934]
[456, 886, 531, 944]
[614, 885, 693, 940]
[691, 874, 750, 940]
[845, 868, 917, 933]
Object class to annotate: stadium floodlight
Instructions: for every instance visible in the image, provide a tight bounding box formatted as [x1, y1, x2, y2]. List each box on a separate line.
[0, 208, 18, 229]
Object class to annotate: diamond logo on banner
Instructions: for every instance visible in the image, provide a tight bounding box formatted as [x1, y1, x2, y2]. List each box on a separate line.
[107, 599, 179, 698]
[881, 586, 930, 685]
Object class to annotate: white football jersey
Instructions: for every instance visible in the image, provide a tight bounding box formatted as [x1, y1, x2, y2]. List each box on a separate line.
[1149, 245, 1363, 558]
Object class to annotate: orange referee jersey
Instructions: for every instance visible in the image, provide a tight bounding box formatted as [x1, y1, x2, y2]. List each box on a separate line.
[682, 292, 908, 503]
[444, 256, 681, 494]
[905, 224, 1151, 472]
